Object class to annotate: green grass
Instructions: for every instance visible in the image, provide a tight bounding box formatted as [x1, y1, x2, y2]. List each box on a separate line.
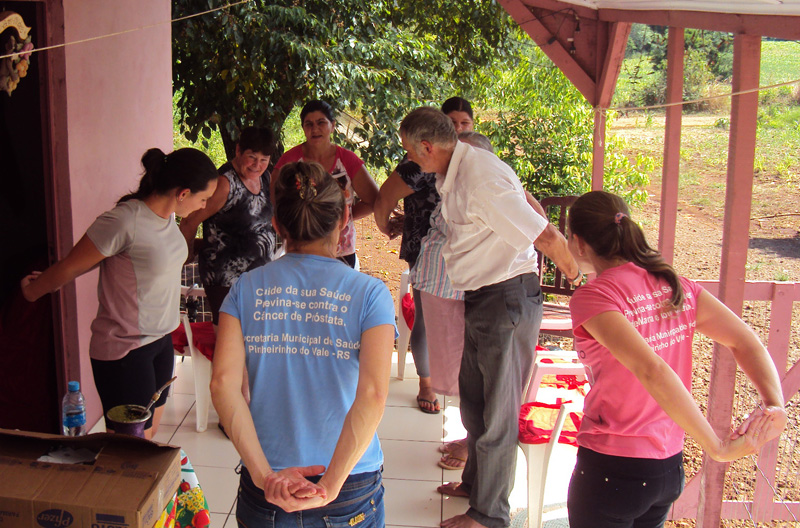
[680, 170, 701, 186]
[756, 106, 800, 181]
[760, 40, 800, 87]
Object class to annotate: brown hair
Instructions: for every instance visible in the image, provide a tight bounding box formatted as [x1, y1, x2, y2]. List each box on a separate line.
[568, 191, 684, 308]
[118, 147, 217, 204]
[273, 161, 345, 244]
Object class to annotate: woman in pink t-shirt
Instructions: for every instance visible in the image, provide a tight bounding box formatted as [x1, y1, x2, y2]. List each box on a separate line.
[565, 191, 786, 528]
[272, 100, 379, 268]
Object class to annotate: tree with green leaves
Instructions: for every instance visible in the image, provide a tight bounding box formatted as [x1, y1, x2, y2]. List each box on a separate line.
[172, 0, 514, 164]
[478, 38, 652, 205]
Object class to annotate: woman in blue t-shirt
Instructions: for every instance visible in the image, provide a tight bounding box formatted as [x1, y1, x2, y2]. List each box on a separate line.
[211, 161, 396, 524]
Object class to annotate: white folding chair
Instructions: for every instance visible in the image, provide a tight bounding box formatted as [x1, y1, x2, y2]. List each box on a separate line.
[519, 401, 583, 528]
[519, 348, 587, 528]
[175, 285, 214, 432]
[523, 349, 585, 404]
[396, 269, 412, 379]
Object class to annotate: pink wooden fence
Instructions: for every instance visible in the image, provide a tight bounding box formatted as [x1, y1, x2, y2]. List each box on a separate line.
[670, 280, 800, 522]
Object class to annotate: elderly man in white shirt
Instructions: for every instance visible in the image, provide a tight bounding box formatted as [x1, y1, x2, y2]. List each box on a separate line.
[400, 107, 581, 528]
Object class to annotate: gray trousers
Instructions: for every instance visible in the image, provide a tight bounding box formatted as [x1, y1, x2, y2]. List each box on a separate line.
[459, 273, 542, 528]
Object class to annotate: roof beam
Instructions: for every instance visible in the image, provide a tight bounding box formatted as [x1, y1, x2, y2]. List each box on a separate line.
[516, 0, 599, 19]
[599, 9, 800, 40]
[500, 0, 597, 104]
[596, 21, 631, 107]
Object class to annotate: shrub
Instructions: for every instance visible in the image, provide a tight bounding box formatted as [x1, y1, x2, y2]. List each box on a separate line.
[479, 43, 652, 205]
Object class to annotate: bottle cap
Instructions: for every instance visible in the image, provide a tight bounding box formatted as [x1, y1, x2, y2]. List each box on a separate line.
[68, 381, 80, 392]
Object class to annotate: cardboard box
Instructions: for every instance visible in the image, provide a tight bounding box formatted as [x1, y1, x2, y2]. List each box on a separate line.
[0, 428, 180, 528]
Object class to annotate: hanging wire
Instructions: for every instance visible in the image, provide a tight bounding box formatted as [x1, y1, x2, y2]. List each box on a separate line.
[602, 76, 800, 114]
[730, 478, 759, 527]
[733, 386, 800, 524]
[750, 452, 800, 524]
[0, 0, 253, 61]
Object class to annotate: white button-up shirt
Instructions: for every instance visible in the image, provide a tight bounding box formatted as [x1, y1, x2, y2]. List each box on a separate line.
[435, 141, 547, 291]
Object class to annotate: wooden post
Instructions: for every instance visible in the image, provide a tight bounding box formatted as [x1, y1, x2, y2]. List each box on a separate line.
[592, 108, 605, 190]
[659, 27, 684, 264]
[697, 33, 761, 528]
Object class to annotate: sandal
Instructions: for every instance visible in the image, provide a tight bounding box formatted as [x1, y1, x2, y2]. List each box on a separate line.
[416, 396, 441, 414]
[438, 439, 467, 454]
[438, 453, 467, 470]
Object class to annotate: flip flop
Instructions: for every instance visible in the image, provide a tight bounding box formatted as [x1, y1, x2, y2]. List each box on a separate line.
[438, 439, 467, 454]
[417, 396, 441, 414]
[437, 481, 470, 498]
[438, 453, 467, 470]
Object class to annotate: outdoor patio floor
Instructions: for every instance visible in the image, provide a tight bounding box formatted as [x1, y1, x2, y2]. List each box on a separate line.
[92, 354, 577, 528]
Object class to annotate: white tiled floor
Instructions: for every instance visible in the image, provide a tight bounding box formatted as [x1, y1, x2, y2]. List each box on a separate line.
[98, 354, 578, 527]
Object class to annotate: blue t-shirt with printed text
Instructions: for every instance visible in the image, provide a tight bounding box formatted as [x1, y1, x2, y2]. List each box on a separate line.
[221, 253, 396, 474]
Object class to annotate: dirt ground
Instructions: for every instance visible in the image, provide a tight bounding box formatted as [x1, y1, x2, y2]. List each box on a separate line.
[354, 113, 800, 526]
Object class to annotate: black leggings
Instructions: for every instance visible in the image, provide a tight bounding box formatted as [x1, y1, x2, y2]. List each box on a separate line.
[568, 447, 685, 528]
[91, 335, 175, 430]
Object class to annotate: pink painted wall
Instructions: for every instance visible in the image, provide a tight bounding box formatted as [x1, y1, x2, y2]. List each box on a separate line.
[63, 0, 173, 426]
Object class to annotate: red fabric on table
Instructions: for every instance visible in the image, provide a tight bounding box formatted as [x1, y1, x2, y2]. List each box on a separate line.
[171, 321, 216, 362]
[537, 349, 589, 393]
[401, 292, 415, 330]
[518, 400, 582, 446]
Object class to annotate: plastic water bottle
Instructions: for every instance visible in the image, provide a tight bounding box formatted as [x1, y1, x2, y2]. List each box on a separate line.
[62, 381, 87, 436]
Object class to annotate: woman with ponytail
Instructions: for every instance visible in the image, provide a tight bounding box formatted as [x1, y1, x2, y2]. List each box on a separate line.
[21, 147, 218, 439]
[211, 161, 395, 523]
[565, 191, 787, 528]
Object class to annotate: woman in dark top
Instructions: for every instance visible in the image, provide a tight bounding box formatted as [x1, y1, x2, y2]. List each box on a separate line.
[373, 97, 474, 416]
[180, 126, 277, 326]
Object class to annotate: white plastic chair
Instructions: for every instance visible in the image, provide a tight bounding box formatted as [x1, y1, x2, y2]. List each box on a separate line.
[523, 349, 585, 404]
[396, 269, 412, 379]
[519, 401, 582, 528]
[519, 349, 587, 528]
[176, 285, 214, 433]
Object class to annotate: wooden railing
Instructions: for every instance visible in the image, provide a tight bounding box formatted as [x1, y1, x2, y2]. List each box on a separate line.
[670, 280, 800, 523]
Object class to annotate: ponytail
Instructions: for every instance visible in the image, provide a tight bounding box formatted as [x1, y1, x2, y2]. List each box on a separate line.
[118, 147, 217, 204]
[568, 191, 684, 309]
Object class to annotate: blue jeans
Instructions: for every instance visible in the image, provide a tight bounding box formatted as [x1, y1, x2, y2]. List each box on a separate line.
[236, 466, 385, 528]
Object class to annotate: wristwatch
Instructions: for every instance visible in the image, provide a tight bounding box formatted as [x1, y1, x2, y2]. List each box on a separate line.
[568, 269, 584, 287]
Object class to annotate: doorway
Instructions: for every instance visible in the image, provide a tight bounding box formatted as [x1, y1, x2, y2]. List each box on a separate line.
[0, 1, 59, 432]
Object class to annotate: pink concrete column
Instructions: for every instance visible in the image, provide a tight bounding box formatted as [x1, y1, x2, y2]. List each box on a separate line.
[658, 27, 684, 264]
[697, 33, 761, 528]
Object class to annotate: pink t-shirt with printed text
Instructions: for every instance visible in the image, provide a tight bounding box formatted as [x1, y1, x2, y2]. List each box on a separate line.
[569, 262, 704, 459]
[273, 145, 365, 257]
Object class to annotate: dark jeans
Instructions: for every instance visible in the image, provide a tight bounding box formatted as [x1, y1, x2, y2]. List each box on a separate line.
[236, 466, 385, 528]
[459, 273, 542, 528]
[568, 447, 685, 528]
